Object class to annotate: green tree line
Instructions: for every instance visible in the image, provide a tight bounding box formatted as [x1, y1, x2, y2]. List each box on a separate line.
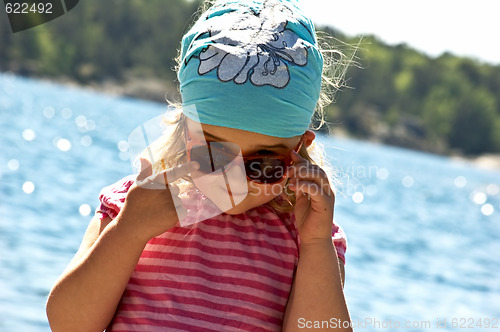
[0, 0, 201, 81]
[325, 28, 500, 155]
[1, 0, 499, 155]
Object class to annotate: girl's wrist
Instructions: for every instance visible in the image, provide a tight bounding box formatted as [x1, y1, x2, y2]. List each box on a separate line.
[300, 237, 333, 249]
[298, 221, 333, 247]
[298, 238, 337, 265]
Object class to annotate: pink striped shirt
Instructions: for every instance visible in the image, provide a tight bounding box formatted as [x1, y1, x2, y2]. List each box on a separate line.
[96, 175, 347, 331]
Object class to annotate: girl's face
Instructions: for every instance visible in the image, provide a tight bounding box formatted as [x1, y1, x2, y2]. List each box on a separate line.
[185, 118, 314, 214]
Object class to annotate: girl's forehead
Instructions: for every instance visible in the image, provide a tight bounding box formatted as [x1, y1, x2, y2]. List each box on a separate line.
[186, 118, 299, 149]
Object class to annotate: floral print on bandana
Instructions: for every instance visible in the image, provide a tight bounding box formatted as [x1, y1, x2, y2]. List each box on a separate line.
[188, 1, 309, 89]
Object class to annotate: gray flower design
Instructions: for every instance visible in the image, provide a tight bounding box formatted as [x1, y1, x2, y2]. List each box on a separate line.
[191, 2, 309, 89]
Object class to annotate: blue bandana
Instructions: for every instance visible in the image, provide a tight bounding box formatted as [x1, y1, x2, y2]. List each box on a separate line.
[178, 0, 323, 138]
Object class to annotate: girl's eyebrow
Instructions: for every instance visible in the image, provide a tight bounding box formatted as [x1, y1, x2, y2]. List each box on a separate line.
[202, 131, 288, 149]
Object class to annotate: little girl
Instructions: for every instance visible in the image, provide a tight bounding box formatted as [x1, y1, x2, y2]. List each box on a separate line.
[47, 0, 352, 331]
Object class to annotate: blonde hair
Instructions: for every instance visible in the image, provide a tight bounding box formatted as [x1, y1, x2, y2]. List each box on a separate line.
[147, 0, 353, 213]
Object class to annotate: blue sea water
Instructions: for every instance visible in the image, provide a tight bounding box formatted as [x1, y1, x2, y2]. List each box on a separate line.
[0, 73, 499, 331]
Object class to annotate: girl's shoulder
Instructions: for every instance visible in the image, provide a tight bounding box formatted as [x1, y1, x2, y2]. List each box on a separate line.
[95, 174, 136, 220]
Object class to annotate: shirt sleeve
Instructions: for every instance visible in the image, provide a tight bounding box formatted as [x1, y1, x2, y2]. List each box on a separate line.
[94, 175, 136, 220]
[332, 219, 347, 265]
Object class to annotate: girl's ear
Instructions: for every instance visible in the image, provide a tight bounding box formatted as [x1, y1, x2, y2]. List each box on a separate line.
[303, 130, 315, 148]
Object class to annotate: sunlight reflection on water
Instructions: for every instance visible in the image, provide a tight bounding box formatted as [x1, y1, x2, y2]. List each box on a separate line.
[1, 73, 499, 331]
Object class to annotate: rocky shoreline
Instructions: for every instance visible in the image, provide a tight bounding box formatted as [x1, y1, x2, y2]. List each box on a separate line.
[39, 74, 500, 172]
[459, 154, 500, 172]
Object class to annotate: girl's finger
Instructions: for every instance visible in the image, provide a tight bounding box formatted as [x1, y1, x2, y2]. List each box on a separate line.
[289, 180, 334, 204]
[135, 158, 169, 190]
[288, 169, 334, 196]
[290, 149, 308, 165]
[136, 158, 153, 182]
[137, 161, 200, 190]
[287, 164, 322, 179]
[164, 161, 200, 183]
[286, 164, 331, 194]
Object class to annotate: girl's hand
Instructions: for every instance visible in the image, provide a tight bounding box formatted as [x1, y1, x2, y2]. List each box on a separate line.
[286, 151, 335, 245]
[117, 158, 200, 242]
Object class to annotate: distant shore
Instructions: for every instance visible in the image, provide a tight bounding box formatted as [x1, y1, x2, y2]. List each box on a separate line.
[36, 74, 500, 172]
[44, 74, 179, 104]
[454, 154, 500, 172]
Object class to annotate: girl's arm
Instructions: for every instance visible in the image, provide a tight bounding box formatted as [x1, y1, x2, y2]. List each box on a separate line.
[282, 151, 352, 331]
[46, 160, 199, 332]
[282, 240, 351, 331]
[46, 214, 150, 332]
